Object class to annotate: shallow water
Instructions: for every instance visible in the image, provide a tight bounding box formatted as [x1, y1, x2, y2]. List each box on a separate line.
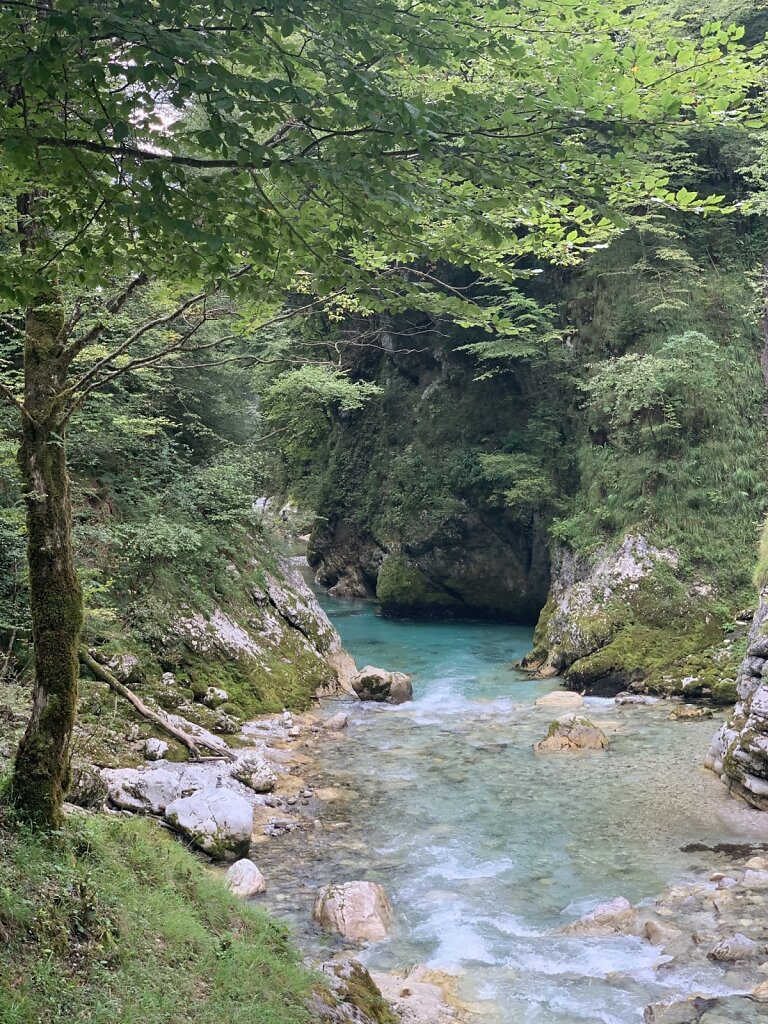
[259, 595, 768, 1023]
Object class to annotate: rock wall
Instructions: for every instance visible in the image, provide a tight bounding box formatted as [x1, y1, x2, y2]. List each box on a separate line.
[706, 589, 768, 809]
[305, 321, 553, 622]
[78, 553, 357, 762]
[524, 533, 741, 697]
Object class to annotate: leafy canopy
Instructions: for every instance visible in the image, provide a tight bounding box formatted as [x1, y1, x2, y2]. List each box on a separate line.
[0, 0, 764, 323]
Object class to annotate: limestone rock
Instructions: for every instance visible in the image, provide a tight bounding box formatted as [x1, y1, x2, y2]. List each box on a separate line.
[164, 788, 253, 859]
[669, 705, 713, 721]
[323, 712, 350, 731]
[560, 896, 636, 936]
[742, 869, 768, 890]
[615, 692, 655, 705]
[313, 881, 394, 942]
[312, 956, 397, 1024]
[707, 933, 759, 962]
[225, 858, 266, 897]
[67, 765, 109, 809]
[707, 589, 768, 809]
[102, 764, 187, 813]
[751, 980, 768, 1001]
[144, 737, 169, 761]
[106, 653, 141, 683]
[351, 666, 413, 705]
[203, 686, 229, 708]
[534, 712, 609, 752]
[535, 690, 584, 708]
[643, 919, 684, 948]
[230, 753, 277, 793]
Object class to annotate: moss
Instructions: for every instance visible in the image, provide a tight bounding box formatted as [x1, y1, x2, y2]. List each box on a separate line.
[337, 961, 398, 1024]
[376, 555, 457, 615]
[712, 678, 738, 705]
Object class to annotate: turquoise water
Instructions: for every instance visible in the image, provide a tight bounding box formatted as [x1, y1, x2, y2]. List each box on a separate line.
[259, 594, 768, 1023]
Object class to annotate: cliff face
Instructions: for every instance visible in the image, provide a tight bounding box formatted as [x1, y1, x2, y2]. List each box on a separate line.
[707, 590, 768, 808]
[306, 322, 555, 621]
[300, 215, 767, 670]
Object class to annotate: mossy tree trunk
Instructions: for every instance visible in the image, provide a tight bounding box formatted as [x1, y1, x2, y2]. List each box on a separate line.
[9, 287, 84, 829]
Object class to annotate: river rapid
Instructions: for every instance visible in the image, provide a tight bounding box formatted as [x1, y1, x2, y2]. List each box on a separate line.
[257, 594, 768, 1023]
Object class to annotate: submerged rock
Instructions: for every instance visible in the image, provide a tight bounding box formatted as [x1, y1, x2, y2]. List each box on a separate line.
[313, 881, 394, 942]
[225, 858, 266, 897]
[534, 712, 609, 752]
[535, 690, 584, 708]
[560, 896, 636, 936]
[669, 705, 713, 721]
[164, 788, 253, 859]
[351, 666, 413, 705]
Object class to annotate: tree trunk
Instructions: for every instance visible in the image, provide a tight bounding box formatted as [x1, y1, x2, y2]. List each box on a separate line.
[9, 289, 83, 829]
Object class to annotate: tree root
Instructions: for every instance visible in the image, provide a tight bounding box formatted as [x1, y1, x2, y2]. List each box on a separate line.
[79, 648, 236, 762]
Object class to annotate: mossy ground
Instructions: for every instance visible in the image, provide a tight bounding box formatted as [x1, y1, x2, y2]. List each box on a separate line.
[0, 813, 315, 1024]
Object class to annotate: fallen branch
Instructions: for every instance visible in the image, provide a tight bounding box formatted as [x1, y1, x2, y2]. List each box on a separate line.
[79, 648, 236, 762]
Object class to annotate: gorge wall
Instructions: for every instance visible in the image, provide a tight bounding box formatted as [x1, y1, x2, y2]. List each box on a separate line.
[289, 199, 768, 695]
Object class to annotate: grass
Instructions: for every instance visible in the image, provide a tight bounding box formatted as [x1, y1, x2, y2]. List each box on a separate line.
[0, 812, 315, 1024]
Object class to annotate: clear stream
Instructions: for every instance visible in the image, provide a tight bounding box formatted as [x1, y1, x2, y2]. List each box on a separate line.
[258, 593, 768, 1023]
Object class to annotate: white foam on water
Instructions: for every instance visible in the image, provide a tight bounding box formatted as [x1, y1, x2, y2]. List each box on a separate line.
[503, 935, 662, 980]
[419, 847, 516, 881]
[416, 904, 498, 967]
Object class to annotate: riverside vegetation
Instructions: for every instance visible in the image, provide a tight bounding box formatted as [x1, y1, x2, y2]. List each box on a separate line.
[1, 0, 768, 1022]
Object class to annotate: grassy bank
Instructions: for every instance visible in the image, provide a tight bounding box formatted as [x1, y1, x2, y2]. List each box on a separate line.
[0, 813, 314, 1024]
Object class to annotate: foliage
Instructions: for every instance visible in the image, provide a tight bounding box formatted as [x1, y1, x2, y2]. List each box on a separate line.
[0, 813, 313, 1024]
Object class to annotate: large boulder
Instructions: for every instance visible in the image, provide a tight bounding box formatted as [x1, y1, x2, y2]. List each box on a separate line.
[534, 712, 609, 752]
[230, 753, 277, 793]
[560, 896, 637, 936]
[101, 763, 191, 813]
[351, 666, 413, 705]
[164, 788, 253, 859]
[225, 858, 266, 897]
[313, 881, 394, 942]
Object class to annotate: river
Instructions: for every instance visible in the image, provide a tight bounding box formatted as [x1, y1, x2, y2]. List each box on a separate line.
[258, 592, 768, 1023]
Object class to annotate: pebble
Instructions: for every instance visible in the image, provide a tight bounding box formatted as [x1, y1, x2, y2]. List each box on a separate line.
[287, 796, 298, 805]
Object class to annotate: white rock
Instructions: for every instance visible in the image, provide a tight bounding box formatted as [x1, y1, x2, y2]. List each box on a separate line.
[560, 897, 637, 936]
[535, 690, 584, 708]
[230, 754, 277, 794]
[203, 686, 229, 708]
[164, 788, 253, 859]
[707, 932, 759, 962]
[351, 666, 413, 705]
[742, 869, 768, 890]
[225, 858, 266, 897]
[101, 764, 188, 813]
[323, 712, 349, 731]
[313, 881, 394, 942]
[144, 737, 169, 761]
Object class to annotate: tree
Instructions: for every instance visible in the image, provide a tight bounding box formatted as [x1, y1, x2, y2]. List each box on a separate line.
[0, 0, 762, 827]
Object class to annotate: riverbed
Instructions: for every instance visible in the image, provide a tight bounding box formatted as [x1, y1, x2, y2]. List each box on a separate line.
[257, 594, 768, 1023]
